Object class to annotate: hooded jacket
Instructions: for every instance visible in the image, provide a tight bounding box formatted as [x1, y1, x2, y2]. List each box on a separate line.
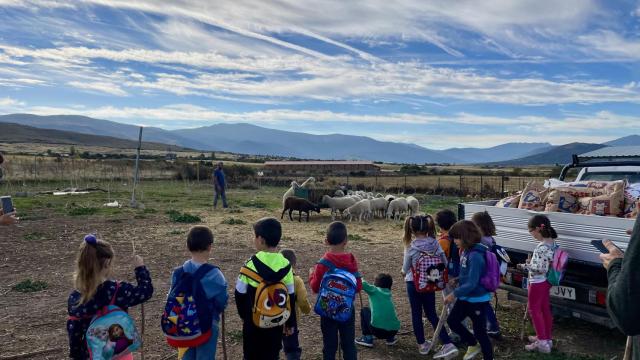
[309, 252, 362, 294]
[454, 244, 491, 302]
[402, 237, 447, 282]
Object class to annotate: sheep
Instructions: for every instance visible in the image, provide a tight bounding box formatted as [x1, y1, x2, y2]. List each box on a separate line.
[343, 199, 372, 222]
[321, 195, 357, 220]
[369, 197, 388, 218]
[334, 189, 345, 197]
[384, 194, 396, 202]
[282, 181, 301, 207]
[347, 190, 354, 196]
[375, 193, 384, 198]
[406, 196, 420, 216]
[281, 197, 321, 222]
[387, 198, 409, 221]
[349, 195, 363, 202]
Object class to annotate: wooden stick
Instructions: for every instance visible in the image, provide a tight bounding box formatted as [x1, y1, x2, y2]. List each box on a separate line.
[0, 347, 63, 360]
[431, 293, 452, 350]
[221, 312, 228, 360]
[624, 336, 633, 360]
[131, 238, 145, 360]
[520, 302, 529, 341]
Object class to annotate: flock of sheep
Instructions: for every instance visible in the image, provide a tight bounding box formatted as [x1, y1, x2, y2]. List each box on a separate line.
[281, 177, 420, 222]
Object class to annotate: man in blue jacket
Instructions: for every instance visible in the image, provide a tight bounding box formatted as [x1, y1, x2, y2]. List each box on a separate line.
[213, 162, 228, 208]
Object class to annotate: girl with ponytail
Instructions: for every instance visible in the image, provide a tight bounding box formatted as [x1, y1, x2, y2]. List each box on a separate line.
[67, 235, 153, 359]
[518, 214, 558, 354]
[401, 215, 459, 358]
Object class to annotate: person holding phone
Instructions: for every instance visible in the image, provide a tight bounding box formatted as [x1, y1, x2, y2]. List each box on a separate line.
[600, 215, 640, 360]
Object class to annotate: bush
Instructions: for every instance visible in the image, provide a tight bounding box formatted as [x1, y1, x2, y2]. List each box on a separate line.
[166, 210, 201, 223]
[68, 207, 98, 216]
[221, 218, 247, 225]
[13, 279, 48, 293]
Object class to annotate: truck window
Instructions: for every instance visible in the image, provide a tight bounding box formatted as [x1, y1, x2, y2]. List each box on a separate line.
[580, 172, 640, 183]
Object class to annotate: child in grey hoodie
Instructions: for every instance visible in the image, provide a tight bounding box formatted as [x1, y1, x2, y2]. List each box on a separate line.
[401, 215, 459, 359]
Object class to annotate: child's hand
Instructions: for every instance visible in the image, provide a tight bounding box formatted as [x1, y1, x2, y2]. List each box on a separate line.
[308, 266, 315, 278]
[444, 293, 456, 305]
[284, 326, 295, 336]
[134, 255, 144, 268]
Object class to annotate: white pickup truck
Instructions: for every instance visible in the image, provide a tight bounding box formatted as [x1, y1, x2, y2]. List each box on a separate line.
[459, 147, 640, 327]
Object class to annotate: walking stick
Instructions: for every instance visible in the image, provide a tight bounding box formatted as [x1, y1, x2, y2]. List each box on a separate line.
[221, 312, 228, 360]
[430, 292, 453, 350]
[624, 336, 632, 360]
[520, 254, 532, 341]
[131, 239, 145, 360]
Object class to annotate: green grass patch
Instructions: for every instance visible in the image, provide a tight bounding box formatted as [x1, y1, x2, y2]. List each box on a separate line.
[68, 206, 98, 216]
[166, 210, 201, 223]
[23, 232, 47, 241]
[168, 229, 186, 235]
[513, 353, 604, 360]
[143, 208, 158, 214]
[347, 233, 367, 241]
[221, 218, 247, 225]
[12, 279, 48, 293]
[226, 208, 243, 214]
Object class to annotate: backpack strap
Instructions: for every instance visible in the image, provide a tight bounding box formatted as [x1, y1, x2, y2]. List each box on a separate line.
[109, 281, 120, 306]
[192, 263, 216, 281]
[240, 266, 264, 284]
[318, 258, 361, 278]
[252, 255, 291, 283]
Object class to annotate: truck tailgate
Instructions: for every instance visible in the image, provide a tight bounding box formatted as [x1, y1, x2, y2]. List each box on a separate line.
[460, 201, 635, 265]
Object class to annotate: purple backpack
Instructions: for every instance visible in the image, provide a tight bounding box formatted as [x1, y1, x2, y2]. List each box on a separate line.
[472, 245, 501, 292]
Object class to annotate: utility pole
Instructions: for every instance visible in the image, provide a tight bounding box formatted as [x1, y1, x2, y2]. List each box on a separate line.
[130, 127, 143, 208]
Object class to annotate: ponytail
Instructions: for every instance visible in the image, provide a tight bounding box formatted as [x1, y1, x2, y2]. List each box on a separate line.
[403, 214, 437, 247]
[74, 235, 114, 304]
[528, 214, 558, 239]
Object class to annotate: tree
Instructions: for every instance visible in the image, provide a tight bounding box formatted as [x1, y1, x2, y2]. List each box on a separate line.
[211, 152, 216, 160]
[69, 145, 76, 156]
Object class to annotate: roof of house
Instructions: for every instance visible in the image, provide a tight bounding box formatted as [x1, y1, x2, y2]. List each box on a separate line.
[264, 160, 376, 166]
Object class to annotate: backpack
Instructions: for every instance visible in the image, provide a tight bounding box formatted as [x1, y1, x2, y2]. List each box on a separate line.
[471, 245, 501, 292]
[547, 244, 569, 286]
[85, 283, 141, 360]
[161, 264, 216, 348]
[314, 258, 360, 322]
[239, 256, 292, 329]
[411, 250, 448, 292]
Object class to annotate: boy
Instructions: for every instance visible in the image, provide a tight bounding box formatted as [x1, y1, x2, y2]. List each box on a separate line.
[309, 221, 362, 360]
[281, 249, 311, 360]
[355, 273, 401, 348]
[235, 217, 297, 360]
[170, 226, 228, 360]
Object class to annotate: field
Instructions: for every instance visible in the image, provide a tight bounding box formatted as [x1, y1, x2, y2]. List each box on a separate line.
[0, 181, 626, 359]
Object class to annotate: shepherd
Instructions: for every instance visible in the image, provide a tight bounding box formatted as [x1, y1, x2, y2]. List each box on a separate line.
[213, 162, 228, 209]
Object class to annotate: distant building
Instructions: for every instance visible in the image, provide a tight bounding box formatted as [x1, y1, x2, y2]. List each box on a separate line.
[264, 160, 380, 175]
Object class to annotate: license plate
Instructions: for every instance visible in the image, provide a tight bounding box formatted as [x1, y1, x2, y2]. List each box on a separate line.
[550, 286, 576, 300]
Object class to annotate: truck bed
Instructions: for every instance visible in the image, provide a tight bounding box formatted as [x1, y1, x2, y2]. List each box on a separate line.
[460, 200, 635, 265]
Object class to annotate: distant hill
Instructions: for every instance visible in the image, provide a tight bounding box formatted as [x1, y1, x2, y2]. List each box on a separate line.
[605, 135, 640, 147]
[494, 143, 609, 166]
[0, 122, 186, 151]
[438, 142, 552, 164]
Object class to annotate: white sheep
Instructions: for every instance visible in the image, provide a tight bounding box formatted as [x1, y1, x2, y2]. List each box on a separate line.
[375, 193, 384, 198]
[282, 181, 300, 208]
[369, 197, 388, 218]
[334, 189, 345, 197]
[384, 194, 396, 202]
[406, 196, 420, 216]
[387, 198, 409, 221]
[322, 195, 357, 221]
[343, 199, 372, 222]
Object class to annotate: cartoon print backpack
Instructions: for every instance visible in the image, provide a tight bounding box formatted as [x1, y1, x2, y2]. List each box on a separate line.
[547, 243, 569, 286]
[161, 264, 216, 348]
[85, 283, 141, 360]
[314, 258, 360, 322]
[412, 250, 448, 292]
[239, 256, 292, 328]
[472, 245, 501, 292]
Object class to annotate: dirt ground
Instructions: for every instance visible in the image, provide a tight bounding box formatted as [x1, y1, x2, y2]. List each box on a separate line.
[0, 184, 627, 359]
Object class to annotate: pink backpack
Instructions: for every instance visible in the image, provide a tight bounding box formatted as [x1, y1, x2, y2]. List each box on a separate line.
[411, 251, 448, 292]
[547, 244, 568, 286]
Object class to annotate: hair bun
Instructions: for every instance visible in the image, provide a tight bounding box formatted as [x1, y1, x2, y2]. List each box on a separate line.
[84, 234, 97, 245]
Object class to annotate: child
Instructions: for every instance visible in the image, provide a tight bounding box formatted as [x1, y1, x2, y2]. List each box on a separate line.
[235, 217, 296, 360]
[517, 214, 557, 353]
[436, 209, 459, 278]
[170, 226, 228, 360]
[471, 211, 501, 338]
[281, 249, 311, 360]
[354, 273, 401, 348]
[445, 220, 494, 360]
[402, 215, 459, 358]
[67, 234, 153, 360]
[309, 221, 362, 360]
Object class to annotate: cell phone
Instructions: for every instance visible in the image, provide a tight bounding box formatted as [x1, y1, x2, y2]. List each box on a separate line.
[591, 239, 623, 254]
[1, 196, 13, 214]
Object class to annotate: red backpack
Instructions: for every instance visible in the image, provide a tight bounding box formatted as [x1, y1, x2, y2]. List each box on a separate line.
[411, 251, 448, 292]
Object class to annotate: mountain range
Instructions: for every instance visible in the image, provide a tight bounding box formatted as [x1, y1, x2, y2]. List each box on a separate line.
[1, 113, 638, 165]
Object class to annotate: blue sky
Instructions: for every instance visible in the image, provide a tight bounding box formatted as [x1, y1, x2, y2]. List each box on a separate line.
[0, 0, 639, 149]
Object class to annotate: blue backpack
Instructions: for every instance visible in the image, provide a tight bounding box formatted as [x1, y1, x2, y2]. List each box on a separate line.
[84, 283, 141, 360]
[161, 264, 216, 348]
[313, 259, 360, 322]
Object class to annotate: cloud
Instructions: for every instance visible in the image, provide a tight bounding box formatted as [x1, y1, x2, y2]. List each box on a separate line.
[578, 30, 640, 59]
[67, 81, 128, 96]
[0, 96, 25, 107]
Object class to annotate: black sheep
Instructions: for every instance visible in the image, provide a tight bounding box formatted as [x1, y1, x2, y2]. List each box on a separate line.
[281, 196, 321, 222]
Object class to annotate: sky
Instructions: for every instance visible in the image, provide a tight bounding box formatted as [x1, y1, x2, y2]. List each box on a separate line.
[0, 0, 639, 149]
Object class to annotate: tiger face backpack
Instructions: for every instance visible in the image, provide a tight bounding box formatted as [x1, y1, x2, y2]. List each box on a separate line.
[239, 256, 292, 328]
[161, 264, 216, 348]
[85, 283, 141, 360]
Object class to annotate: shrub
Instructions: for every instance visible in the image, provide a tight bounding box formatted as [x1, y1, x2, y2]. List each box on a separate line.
[221, 218, 247, 225]
[13, 279, 48, 293]
[68, 207, 98, 216]
[167, 210, 201, 223]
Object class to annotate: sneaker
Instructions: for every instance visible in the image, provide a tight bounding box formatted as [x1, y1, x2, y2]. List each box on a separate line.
[527, 335, 538, 343]
[525, 340, 552, 353]
[433, 343, 459, 359]
[488, 330, 502, 340]
[463, 344, 482, 360]
[385, 336, 399, 346]
[355, 335, 374, 348]
[525, 340, 539, 352]
[419, 341, 433, 355]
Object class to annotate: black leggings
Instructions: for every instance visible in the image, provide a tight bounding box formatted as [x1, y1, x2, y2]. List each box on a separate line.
[447, 300, 493, 360]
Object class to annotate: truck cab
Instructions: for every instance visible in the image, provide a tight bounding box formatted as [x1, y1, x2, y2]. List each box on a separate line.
[459, 146, 640, 327]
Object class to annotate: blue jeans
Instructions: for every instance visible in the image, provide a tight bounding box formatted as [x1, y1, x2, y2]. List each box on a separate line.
[447, 300, 493, 360]
[182, 323, 219, 360]
[406, 282, 452, 345]
[320, 311, 357, 360]
[214, 187, 228, 208]
[486, 300, 500, 332]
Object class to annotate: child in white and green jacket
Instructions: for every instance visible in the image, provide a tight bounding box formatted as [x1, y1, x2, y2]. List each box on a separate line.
[355, 273, 401, 347]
